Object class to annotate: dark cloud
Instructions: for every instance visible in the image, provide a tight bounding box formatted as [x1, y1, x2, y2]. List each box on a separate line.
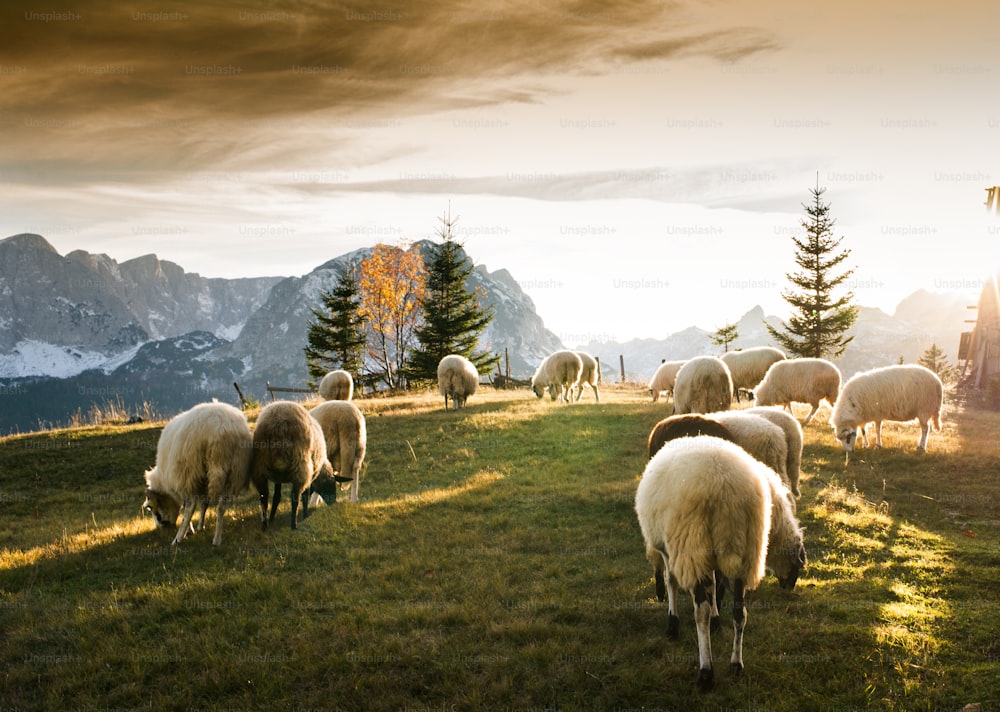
[0, 0, 779, 184]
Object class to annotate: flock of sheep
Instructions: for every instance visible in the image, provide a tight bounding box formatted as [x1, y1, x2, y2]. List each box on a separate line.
[637, 345, 944, 689]
[140, 345, 945, 691]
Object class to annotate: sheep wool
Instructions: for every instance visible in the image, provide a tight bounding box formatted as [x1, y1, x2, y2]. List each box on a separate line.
[753, 357, 841, 425]
[251, 400, 334, 530]
[142, 401, 253, 546]
[720, 347, 786, 399]
[310, 400, 367, 503]
[831, 363, 943, 460]
[672, 356, 733, 414]
[437, 354, 479, 410]
[745, 406, 804, 498]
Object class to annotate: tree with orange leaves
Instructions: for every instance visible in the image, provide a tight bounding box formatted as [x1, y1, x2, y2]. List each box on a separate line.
[355, 242, 426, 390]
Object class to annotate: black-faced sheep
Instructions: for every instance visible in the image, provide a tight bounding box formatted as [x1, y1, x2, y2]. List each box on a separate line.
[649, 360, 686, 404]
[635, 435, 805, 691]
[318, 369, 354, 401]
[531, 350, 583, 403]
[250, 400, 334, 530]
[309, 400, 367, 503]
[573, 351, 601, 402]
[720, 347, 786, 402]
[746, 406, 804, 498]
[830, 364, 944, 462]
[437, 354, 479, 410]
[142, 401, 253, 546]
[753, 357, 841, 425]
[672, 356, 733, 415]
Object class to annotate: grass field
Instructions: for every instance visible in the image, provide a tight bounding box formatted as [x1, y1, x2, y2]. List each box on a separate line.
[1, 385, 998, 711]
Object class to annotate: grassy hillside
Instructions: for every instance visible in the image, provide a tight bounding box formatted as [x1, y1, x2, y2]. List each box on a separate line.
[1, 386, 997, 711]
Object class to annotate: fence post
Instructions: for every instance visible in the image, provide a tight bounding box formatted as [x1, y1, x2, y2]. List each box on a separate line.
[619, 355, 626, 384]
[233, 382, 247, 408]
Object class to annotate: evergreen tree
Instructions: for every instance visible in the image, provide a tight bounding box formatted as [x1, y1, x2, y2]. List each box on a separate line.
[919, 343, 958, 384]
[304, 266, 366, 382]
[767, 184, 859, 358]
[711, 322, 739, 352]
[407, 210, 499, 382]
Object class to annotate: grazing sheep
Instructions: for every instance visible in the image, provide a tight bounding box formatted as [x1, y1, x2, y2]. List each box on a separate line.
[709, 411, 791, 497]
[746, 406, 804, 498]
[250, 401, 334, 530]
[647, 414, 737, 460]
[720, 347, 786, 402]
[437, 354, 479, 410]
[142, 401, 252, 546]
[649, 360, 686, 403]
[309, 400, 367, 503]
[318, 369, 354, 401]
[753, 358, 841, 425]
[573, 351, 601, 402]
[531, 350, 583, 403]
[635, 436, 805, 690]
[831, 364, 944, 462]
[673, 356, 733, 415]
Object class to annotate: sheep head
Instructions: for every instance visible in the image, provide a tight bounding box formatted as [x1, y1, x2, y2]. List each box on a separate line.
[769, 538, 807, 591]
[142, 481, 181, 530]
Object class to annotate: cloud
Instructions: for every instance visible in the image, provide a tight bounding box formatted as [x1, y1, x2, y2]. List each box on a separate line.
[0, 0, 781, 185]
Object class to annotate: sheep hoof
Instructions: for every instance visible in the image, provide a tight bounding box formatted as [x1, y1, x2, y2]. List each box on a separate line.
[697, 668, 714, 692]
[666, 614, 680, 639]
[730, 662, 744, 677]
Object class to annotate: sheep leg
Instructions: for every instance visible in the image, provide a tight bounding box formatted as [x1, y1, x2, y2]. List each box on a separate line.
[212, 495, 226, 546]
[592, 383, 600, 403]
[195, 497, 209, 532]
[729, 577, 747, 677]
[917, 419, 930, 452]
[802, 402, 820, 426]
[268, 483, 282, 524]
[661, 555, 681, 639]
[253, 479, 270, 531]
[172, 499, 198, 546]
[874, 421, 884, 448]
[693, 575, 716, 692]
[712, 571, 726, 632]
[290, 484, 307, 530]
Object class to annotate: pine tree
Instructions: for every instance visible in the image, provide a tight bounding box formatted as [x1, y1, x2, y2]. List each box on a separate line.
[711, 322, 739, 352]
[767, 184, 859, 358]
[304, 266, 366, 383]
[918, 343, 958, 384]
[407, 209, 499, 382]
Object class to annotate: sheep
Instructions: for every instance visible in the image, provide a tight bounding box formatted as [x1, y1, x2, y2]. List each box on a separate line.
[635, 435, 806, 690]
[720, 346, 786, 402]
[647, 413, 737, 460]
[746, 406, 804, 498]
[830, 364, 944, 463]
[309, 400, 367, 503]
[437, 354, 479, 410]
[573, 351, 601, 402]
[672, 356, 733, 415]
[753, 357, 841, 426]
[649, 360, 686, 403]
[250, 400, 334, 530]
[142, 401, 252, 546]
[318, 369, 354, 401]
[531, 350, 583, 403]
[709, 411, 791, 497]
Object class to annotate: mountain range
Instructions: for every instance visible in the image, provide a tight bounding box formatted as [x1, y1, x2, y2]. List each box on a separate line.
[0, 233, 973, 435]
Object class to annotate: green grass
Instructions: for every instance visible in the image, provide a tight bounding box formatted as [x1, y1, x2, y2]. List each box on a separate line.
[1, 386, 998, 711]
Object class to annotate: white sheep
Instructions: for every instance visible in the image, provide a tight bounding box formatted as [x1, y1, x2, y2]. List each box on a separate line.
[746, 406, 804, 498]
[707, 411, 790, 494]
[753, 357, 841, 426]
[250, 400, 334, 530]
[142, 401, 253, 546]
[531, 350, 583, 403]
[573, 351, 601, 402]
[830, 364, 944, 462]
[318, 369, 354, 401]
[720, 346, 786, 401]
[649, 360, 686, 403]
[635, 435, 806, 690]
[309, 400, 367, 503]
[437, 354, 479, 410]
[672, 356, 733, 414]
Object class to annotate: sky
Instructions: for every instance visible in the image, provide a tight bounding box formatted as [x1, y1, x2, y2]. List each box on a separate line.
[1, 1, 998, 345]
